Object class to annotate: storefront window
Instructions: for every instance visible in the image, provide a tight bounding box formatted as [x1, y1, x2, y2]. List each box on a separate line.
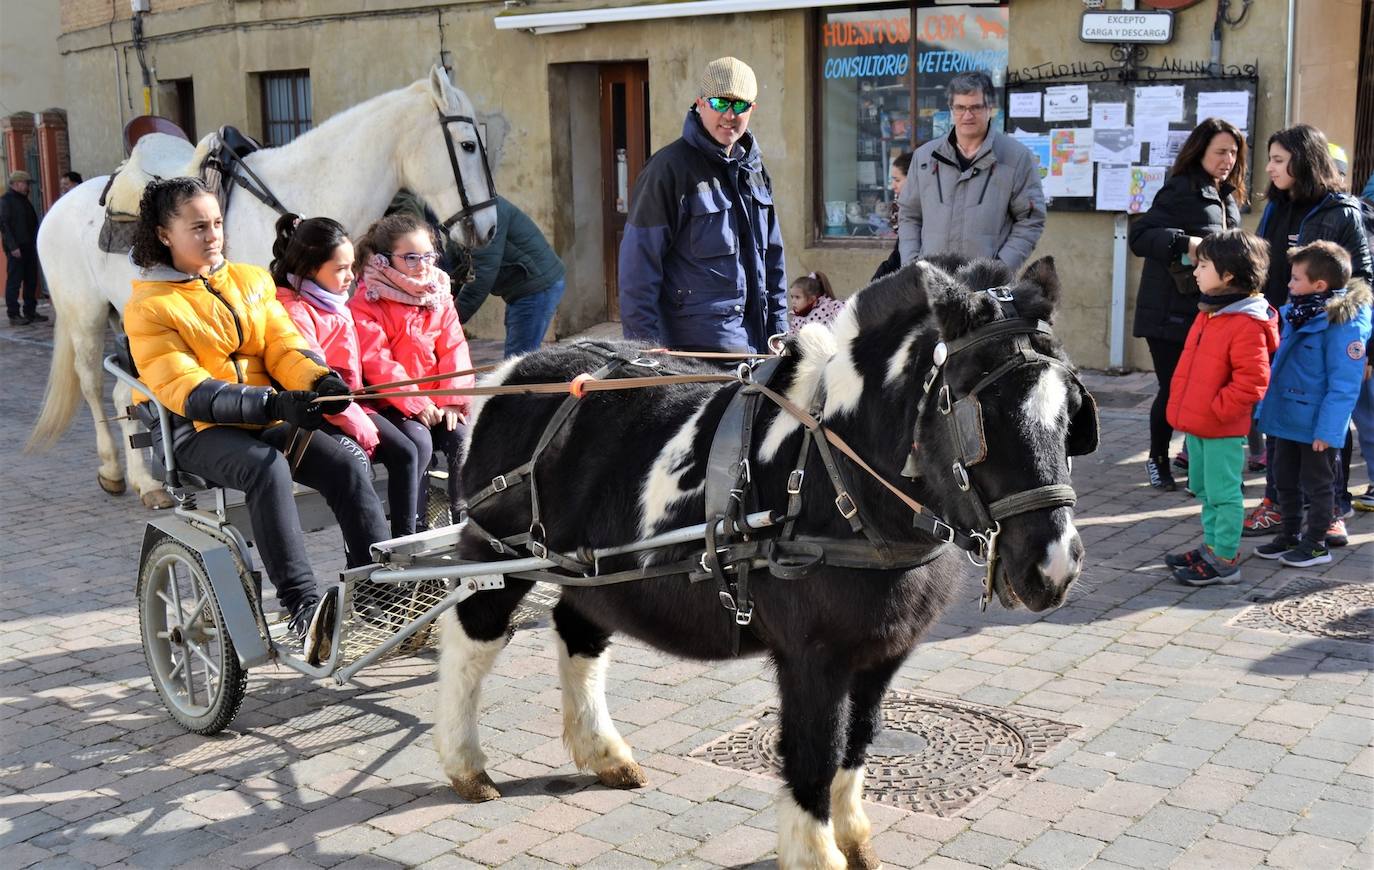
[817, 3, 1008, 241]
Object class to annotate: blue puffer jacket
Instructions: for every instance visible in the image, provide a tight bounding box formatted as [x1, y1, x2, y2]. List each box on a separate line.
[617, 109, 786, 352]
[1256, 280, 1372, 445]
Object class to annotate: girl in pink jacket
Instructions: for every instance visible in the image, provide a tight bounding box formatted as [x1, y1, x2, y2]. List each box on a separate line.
[349, 212, 475, 525]
[271, 215, 420, 537]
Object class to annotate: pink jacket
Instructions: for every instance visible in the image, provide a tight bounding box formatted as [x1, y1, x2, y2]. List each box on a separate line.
[349, 280, 475, 418]
[276, 287, 380, 454]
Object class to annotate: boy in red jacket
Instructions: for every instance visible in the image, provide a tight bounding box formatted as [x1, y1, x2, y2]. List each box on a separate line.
[1165, 229, 1280, 585]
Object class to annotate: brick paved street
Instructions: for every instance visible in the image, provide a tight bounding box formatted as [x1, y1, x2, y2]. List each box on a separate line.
[2, 315, 1371, 869]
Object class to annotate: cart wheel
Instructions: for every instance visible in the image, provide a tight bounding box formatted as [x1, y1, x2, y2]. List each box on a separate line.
[138, 538, 248, 735]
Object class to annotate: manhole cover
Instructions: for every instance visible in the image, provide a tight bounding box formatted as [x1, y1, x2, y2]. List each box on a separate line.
[1232, 578, 1374, 642]
[513, 581, 561, 627]
[691, 690, 1076, 816]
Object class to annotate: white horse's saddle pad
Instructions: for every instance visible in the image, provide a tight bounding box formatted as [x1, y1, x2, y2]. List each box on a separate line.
[106, 132, 215, 219]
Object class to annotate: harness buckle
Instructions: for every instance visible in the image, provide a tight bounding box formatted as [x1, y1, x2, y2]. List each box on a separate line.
[952, 462, 970, 492]
[931, 519, 956, 544]
[835, 492, 859, 520]
[491, 474, 509, 493]
[700, 546, 730, 575]
[787, 469, 805, 495]
[737, 458, 751, 484]
[937, 384, 952, 415]
[735, 604, 754, 626]
[528, 522, 548, 560]
[718, 590, 737, 611]
[922, 368, 939, 395]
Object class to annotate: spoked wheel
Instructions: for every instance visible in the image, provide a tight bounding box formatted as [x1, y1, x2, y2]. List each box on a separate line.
[138, 538, 247, 735]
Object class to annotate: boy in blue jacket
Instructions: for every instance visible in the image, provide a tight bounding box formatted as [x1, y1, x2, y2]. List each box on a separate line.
[1254, 241, 1372, 566]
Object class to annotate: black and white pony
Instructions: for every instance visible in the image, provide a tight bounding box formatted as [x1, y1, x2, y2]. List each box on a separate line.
[436, 256, 1090, 868]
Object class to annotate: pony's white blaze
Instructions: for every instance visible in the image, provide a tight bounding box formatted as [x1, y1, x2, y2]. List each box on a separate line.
[822, 304, 865, 419]
[557, 639, 636, 775]
[757, 324, 836, 463]
[1022, 367, 1068, 432]
[885, 332, 918, 386]
[829, 766, 871, 855]
[1040, 515, 1081, 584]
[436, 610, 505, 781]
[639, 400, 710, 537]
[777, 791, 847, 869]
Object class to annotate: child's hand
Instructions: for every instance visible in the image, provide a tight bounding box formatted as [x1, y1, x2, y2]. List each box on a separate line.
[441, 405, 466, 431]
[417, 403, 443, 427]
[1313, 438, 1329, 452]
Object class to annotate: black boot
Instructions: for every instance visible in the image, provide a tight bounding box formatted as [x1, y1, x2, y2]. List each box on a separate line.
[1145, 456, 1177, 492]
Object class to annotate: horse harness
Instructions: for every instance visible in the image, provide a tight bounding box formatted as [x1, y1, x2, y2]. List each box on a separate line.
[435, 110, 498, 237]
[458, 300, 1099, 650]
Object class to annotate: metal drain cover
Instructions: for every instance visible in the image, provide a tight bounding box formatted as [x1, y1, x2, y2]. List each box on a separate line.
[691, 690, 1076, 816]
[1233, 578, 1374, 643]
[512, 581, 562, 627]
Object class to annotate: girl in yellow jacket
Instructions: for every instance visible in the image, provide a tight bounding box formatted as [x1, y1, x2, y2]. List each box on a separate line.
[124, 178, 389, 664]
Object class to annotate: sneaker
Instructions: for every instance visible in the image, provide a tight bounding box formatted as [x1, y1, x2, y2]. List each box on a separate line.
[1247, 453, 1267, 472]
[1278, 541, 1331, 568]
[1173, 552, 1241, 586]
[1172, 451, 1189, 471]
[25, 312, 47, 323]
[1355, 487, 1374, 513]
[1145, 457, 1177, 492]
[288, 587, 340, 666]
[1242, 498, 1282, 536]
[1254, 533, 1300, 560]
[1165, 547, 1205, 570]
[1326, 518, 1349, 548]
[7, 314, 32, 326]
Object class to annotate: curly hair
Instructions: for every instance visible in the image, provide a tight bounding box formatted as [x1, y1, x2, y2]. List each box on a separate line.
[270, 213, 350, 290]
[354, 211, 437, 275]
[130, 177, 216, 269]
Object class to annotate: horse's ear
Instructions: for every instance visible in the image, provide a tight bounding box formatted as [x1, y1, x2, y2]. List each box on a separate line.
[1019, 256, 1061, 308]
[429, 65, 453, 109]
[932, 281, 991, 339]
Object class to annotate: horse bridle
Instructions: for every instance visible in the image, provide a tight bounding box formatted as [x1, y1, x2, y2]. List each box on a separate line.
[435, 110, 498, 238]
[911, 287, 1098, 609]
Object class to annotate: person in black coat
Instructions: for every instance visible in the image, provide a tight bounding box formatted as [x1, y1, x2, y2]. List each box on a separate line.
[872, 151, 912, 281]
[1130, 119, 1247, 491]
[1, 170, 45, 326]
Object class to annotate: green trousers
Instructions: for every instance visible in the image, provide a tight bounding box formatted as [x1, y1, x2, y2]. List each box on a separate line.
[1186, 434, 1247, 560]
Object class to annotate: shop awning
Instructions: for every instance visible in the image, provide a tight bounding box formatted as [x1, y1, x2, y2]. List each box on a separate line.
[492, 0, 861, 34]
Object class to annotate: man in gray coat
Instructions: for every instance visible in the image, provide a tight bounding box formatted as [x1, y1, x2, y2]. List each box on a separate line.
[898, 71, 1046, 270]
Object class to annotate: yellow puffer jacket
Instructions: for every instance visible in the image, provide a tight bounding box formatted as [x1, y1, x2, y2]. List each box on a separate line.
[126, 260, 329, 430]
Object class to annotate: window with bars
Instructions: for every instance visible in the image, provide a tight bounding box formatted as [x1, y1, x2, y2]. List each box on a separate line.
[260, 70, 312, 146]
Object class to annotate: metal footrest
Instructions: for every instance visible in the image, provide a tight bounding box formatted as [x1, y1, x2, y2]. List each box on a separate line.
[369, 525, 467, 565]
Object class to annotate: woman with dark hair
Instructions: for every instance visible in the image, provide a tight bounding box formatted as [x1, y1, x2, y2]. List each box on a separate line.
[272, 213, 421, 538]
[1241, 124, 1372, 541]
[1130, 118, 1247, 491]
[123, 179, 389, 665]
[872, 152, 913, 281]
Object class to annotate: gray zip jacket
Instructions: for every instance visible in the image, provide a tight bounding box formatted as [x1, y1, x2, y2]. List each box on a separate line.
[897, 126, 1046, 269]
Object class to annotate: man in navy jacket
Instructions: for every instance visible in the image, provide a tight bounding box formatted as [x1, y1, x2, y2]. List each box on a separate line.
[617, 57, 786, 353]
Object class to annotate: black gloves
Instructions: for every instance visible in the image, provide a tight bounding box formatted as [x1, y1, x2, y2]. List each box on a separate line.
[314, 372, 352, 407]
[266, 390, 325, 430]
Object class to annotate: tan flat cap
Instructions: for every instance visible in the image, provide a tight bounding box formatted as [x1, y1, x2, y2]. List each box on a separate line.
[8, 170, 32, 184]
[698, 57, 758, 103]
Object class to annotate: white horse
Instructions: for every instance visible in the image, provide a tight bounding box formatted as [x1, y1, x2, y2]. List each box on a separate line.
[27, 66, 499, 508]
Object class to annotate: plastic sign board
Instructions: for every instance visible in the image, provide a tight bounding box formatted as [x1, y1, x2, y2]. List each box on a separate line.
[1080, 10, 1174, 44]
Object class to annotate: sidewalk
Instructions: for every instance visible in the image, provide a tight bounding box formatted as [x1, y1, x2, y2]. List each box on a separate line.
[1, 319, 1370, 869]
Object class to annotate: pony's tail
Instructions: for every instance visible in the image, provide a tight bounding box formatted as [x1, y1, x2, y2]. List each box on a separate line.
[26, 315, 83, 452]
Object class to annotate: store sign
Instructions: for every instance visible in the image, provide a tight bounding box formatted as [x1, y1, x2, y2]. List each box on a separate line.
[1080, 10, 1174, 44]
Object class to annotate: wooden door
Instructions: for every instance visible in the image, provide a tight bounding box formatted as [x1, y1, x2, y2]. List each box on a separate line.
[599, 62, 650, 322]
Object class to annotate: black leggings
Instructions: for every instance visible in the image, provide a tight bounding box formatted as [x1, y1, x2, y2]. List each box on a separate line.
[380, 408, 469, 521]
[1146, 337, 1185, 459]
[175, 424, 390, 615]
[322, 412, 419, 539]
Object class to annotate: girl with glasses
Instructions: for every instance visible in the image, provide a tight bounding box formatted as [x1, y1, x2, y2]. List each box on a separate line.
[350, 212, 475, 527]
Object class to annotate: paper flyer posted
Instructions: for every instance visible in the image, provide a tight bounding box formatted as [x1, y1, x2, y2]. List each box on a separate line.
[1011, 130, 1052, 178]
[1127, 165, 1169, 213]
[1196, 90, 1250, 130]
[1045, 128, 1094, 197]
[1009, 91, 1042, 119]
[1148, 130, 1191, 166]
[1135, 115, 1172, 145]
[1044, 84, 1090, 122]
[1091, 102, 1127, 129]
[1134, 84, 1185, 123]
[1091, 128, 1139, 164]
[1095, 164, 1132, 211]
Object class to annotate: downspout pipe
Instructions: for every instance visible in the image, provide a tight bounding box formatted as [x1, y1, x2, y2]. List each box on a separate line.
[1284, 0, 1296, 126]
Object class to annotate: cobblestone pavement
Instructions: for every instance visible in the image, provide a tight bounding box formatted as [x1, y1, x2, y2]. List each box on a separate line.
[2, 313, 1371, 870]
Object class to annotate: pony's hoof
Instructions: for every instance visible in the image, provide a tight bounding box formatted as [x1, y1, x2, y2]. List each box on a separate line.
[451, 771, 500, 802]
[141, 489, 174, 510]
[842, 843, 882, 870]
[98, 474, 126, 495]
[596, 762, 648, 790]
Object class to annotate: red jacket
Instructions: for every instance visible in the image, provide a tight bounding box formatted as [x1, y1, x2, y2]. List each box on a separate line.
[349, 281, 474, 418]
[277, 287, 379, 454]
[1167, 295, 1279, 438]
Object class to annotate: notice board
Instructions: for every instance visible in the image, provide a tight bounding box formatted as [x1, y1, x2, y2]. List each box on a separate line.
[1002, 73, 1259, 212]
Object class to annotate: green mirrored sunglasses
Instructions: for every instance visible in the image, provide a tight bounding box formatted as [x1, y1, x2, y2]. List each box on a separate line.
[706, 96, 754, 115]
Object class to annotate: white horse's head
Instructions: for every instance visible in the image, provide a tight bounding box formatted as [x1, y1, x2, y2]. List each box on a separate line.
[399, 65, 499, 249]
